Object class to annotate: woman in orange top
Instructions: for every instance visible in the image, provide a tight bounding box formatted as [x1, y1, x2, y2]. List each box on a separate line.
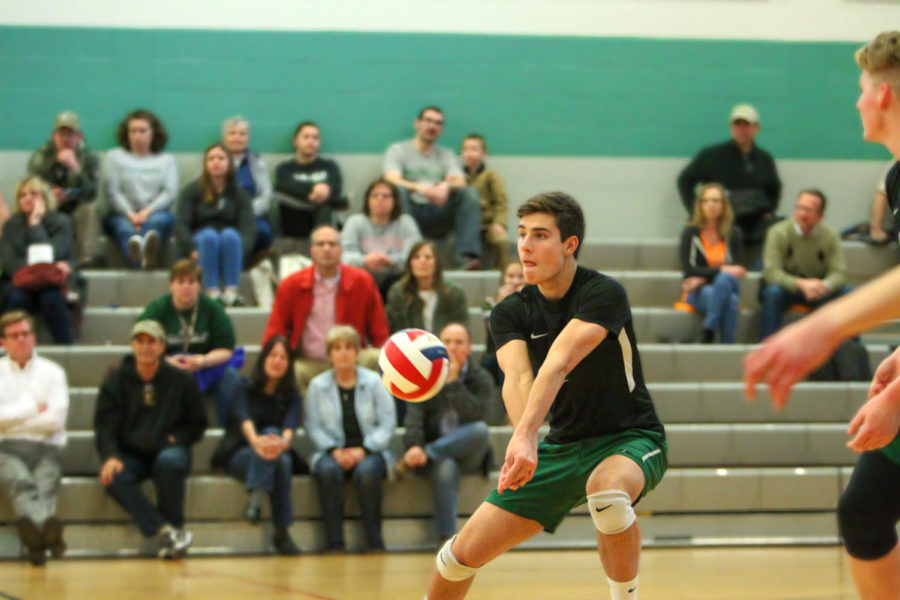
[678, 183, 746, 343]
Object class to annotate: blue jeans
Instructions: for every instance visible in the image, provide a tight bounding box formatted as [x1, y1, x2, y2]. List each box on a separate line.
[4, 286, 73, 344]
[759, 284, 850, 340]
[686, 272, 740, 343]
[226, 432, 293, 527]
[206, 366, 242, 427]
[104, 446, 191, 537]
[193, 227, 242, 290]
[104, 211, 174, 267]
[252, 217, 273, 254]
[313, 453, 386, 549]
[400, 186, 482, 265]
[418, 421, 490, 539]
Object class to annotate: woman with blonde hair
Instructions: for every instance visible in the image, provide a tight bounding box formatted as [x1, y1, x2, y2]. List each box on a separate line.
[0, 177, 76, 343]
[678, 182, 746, 343]
[304, 325, 396, 552]
[174, 143, 256, 306]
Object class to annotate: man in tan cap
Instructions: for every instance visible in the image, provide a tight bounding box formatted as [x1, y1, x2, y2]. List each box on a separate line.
[27, 110, 100, 266]
[677, 103, 782, 265]
[94, 318, 207, 559]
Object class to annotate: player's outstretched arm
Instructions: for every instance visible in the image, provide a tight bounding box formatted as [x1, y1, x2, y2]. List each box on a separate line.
[498, 319, 607, 494]
[745, 264, 900, 408]
[496, 339, 534, 428]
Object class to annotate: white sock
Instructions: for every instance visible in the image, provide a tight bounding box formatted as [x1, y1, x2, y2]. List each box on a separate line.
[608, 575, 638, 600]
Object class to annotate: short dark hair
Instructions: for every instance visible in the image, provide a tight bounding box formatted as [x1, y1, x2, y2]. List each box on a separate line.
[362, 178, 402, 222]
[418, 106, 444, 120]
[517, 192, 585, 258]
[116, 109, 169, 153]
[463, 133, 487, 152]
[294, 121, 319, 137]
[798, 188, 828, 213]
[169, 259, 202, 282]
[0, 311, 34, 337]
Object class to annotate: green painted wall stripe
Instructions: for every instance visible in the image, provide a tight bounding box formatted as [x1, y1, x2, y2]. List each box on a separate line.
[0, 26, 880, 159]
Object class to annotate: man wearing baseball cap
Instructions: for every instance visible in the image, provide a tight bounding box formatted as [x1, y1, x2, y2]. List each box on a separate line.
[677, 103, 782, 265]
[94, 319, 208, 559]
[27, 111, 101, 266]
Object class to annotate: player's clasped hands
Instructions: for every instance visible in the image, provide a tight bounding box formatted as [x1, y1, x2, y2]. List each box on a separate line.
[497, 430, 538, 494]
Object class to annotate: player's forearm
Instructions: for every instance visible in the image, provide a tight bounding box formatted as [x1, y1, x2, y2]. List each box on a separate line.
[807, 265, 900, 342]
[517, 361, 566, 436]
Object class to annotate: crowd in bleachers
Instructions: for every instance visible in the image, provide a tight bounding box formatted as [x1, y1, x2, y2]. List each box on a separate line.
[0, 99, 888, 563]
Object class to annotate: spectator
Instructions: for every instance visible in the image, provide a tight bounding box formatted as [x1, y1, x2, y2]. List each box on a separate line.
[395, 322, 493, 545]
[340, 178, 422, 299]
[760, 189, 848, 339]
[677, 104, 781, 261]
[27, 111, 101, 266]
[262, 225, 389, 392]
[174, 143, 256, 306]
[386, 240, 468, 335]
[679, 183, 746, 343]
[481, 260, 525, 391]
[869, 160, 896, 244]
[211, 335, 302, 555]
[222, 116, 274, 257]
[95, 320, 207, 559]
[103, 109, 177, 269]
[0, 311, 69, 565]
[304, 325, 396, 552]
[272, 122, 343, 251]
[0, 191, 9, 232]
[383, 106, 483, 270]
[138, 259, 241, 425]
[461, 134, 509, 268]
[1, 177, 75, 344]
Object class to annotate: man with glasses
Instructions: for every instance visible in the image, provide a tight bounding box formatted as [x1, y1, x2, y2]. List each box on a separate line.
[383, 106, 483, 270]
[758, 189, 847, 339]
[0, 311, 69, 565]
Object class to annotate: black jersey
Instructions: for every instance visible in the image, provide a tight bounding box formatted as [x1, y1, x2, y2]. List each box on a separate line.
[490, 266, 664, 444]
[886, 161, 900, 245]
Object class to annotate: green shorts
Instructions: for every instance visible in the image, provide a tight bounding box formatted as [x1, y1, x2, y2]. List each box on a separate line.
[879, 431, 900, 466]
[485, 429, 667, 533]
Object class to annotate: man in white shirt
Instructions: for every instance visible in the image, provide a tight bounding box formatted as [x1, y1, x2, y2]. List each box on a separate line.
[0, 310, 69, 565]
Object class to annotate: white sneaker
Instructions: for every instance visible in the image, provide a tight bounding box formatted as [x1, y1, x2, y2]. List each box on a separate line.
[172, 529, 193, 557]
[127, 235, 142, 266]
[142, 230, 160, 269]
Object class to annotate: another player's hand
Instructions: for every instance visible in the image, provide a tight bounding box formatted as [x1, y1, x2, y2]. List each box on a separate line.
[847, 381, 900, 452]
[498, 429, 537, 494]
[743, 317, 840, 409]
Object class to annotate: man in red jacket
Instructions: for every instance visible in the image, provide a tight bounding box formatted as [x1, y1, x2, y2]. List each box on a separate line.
[263, 225, 389, 391]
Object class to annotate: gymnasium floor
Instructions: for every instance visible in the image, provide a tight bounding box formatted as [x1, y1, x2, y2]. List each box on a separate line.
[0, 546, 856, 599]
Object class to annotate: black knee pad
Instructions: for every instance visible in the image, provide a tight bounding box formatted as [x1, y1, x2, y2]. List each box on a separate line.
[838, 451, 900, 560]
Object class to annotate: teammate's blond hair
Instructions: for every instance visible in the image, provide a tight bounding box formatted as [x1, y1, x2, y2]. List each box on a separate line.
[856, 31, 900, 93]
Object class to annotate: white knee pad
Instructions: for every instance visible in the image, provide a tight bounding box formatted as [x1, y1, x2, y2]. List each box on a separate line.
[435, 535, 479, 582]
[587, 489, 636, 535]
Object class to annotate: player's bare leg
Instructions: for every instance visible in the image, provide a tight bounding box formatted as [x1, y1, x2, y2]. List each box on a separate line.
[425, 502, 543, 600]
[586, 454, 646, 597]
[848, 544, 900, 600]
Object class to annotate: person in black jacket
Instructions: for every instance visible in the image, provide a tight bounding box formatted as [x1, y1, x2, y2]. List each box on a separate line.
[395, 323, 493, 545]
[0, 177, 76, 344]
[272, 122, 343, 245]
[211, 335, 302, 555]
[678, 183, 746, 343]
[95, 320, 207, 559]
[677, 104, 781, 255]
[174, 143, 256, 306]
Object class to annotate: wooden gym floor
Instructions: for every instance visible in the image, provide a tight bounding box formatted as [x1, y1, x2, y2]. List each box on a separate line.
[0, 546, 857, 599]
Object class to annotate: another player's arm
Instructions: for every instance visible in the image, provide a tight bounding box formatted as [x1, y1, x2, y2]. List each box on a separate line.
[745, 263, 900, 407]
[496, 339, 535, 427]
[498, 318, 608, 493]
